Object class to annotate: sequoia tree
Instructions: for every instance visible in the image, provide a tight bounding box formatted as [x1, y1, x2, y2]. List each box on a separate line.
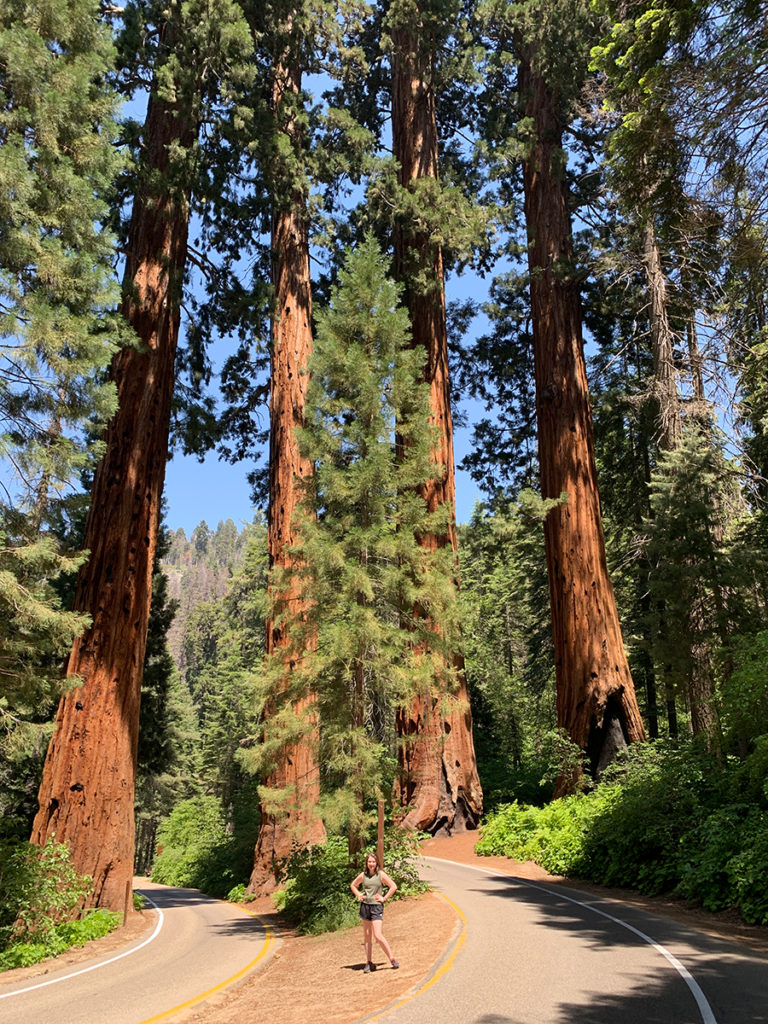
[31, 0, 252, 911]
[512, 2, 646, 789]
[247, 2, 326, 893]
[388, 2, 483, 832]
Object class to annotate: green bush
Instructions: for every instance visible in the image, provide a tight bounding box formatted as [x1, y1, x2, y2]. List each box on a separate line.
[477, 740, 768, 924]
[226, 882, 255, 903]
[150, 794, 259, 899]
[380, 826, 430, 898]
[0, 837, 91, 950]
[726, 813, 768, 925]
[273, 837, 360, 935]
[0, 909, 120, 972]
[0, 838, 121, 972]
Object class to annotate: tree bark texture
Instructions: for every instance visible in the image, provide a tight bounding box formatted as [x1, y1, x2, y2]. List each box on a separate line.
[519, 55, 645, 793]
[391, 27, 482, 833]
[248, 58, 324, 894]
[31, 82, 196, 910]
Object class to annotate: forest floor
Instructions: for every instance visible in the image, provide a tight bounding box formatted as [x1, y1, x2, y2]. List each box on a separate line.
[2, 833, 766, 1021]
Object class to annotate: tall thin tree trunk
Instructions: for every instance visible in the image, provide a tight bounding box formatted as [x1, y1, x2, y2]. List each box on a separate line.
[641, 220, 682, 450]
[519, 54, 645, 794]
[248, 56, 324, 894]
[643, 222, 720, 747]
[390, 26, 482, 834]
[31, 67, 196, 912]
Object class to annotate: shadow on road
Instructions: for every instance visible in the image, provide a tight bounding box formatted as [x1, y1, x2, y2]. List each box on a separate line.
[469, 876, 768, 1024]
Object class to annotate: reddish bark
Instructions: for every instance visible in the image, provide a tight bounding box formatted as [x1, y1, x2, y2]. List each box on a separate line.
[519, 54, 645, 793]
[31, 81, 196, 910]
[391, 28, 482, 834]
[248, 59, 324, 894]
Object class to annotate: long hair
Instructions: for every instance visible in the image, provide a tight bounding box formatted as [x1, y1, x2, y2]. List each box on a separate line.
[363, 852, 380, 877]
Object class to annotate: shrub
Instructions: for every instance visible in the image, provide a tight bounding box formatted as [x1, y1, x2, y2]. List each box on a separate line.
[476, 739, 768, 924]
[0, 910, 120, 972]
[226, 883, 255, 903]
[273, 836, 360, 935]
[723, 810, 768, 925]
[0, 837, 91, 950]
[0, 838, 121, 972]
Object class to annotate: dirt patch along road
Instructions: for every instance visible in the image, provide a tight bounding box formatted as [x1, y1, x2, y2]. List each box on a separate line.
[180, 890, 458, 1024]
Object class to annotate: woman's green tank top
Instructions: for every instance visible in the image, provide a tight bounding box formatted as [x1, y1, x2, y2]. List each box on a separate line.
[362, 872, 383, 905]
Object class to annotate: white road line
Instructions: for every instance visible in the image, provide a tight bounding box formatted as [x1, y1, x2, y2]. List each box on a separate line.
[0, 893, 164, 1001]
[425, 856, 718, 1024]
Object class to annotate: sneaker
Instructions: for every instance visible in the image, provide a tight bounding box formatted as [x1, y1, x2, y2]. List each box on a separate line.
[363, 962, 372, 974]
[390, 958, 399, 969]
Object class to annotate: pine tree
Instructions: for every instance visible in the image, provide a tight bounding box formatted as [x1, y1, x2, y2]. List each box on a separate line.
[0, 0, 122, 802]
[458, 496, 556, 803]
[246, 237, 463, 852]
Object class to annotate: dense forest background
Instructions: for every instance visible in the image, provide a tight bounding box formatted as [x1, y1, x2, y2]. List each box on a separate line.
[2, 0, 768, 945]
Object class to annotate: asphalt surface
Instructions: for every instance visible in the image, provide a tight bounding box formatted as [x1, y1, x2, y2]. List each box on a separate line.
[0, 880, 273, 1024]
[374, 856, 768, 1024]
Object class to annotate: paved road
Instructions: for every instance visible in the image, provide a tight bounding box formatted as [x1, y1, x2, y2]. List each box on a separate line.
[375, 857, 768, 1024]
[0, 880, 274, 1024]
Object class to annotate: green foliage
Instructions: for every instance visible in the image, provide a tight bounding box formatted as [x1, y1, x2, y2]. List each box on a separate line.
[0, 0, 123, 776]
[380, 826, 430, 899]
[719, 631, 768, 769]
[0, 909, 120, 971]
[0, 838, 93, 953]
[477, 741, 768, 923]
[225, 882, 255, 904]
[642, 426, 767, 735]
[248, 238, 461, 847]
[273, 837, 361, 936]
[459, 496, 561, 808]
[273, 828, 427, 936]
[150, 794, 259, 899]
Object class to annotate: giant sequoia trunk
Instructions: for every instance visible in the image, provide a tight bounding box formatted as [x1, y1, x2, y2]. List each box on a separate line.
[390, 27, 482, 833]
[519, 55, 645, 793]
[31, 75, 196, 911]
[248, 58, 324, 894]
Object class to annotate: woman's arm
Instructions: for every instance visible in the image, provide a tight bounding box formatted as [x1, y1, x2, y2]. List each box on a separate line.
[379, 871, 398, 902]
[350, 873, 364, 900]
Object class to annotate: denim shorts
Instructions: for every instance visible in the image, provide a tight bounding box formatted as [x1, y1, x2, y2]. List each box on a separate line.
[359, 901, 383, 921]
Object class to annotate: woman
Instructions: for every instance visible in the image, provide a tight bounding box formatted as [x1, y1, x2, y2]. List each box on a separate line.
[350, 852, 400, 973]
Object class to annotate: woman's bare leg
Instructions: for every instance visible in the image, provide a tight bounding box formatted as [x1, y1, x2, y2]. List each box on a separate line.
[372, 919, 393, 961]
[363, 919, 373, 963]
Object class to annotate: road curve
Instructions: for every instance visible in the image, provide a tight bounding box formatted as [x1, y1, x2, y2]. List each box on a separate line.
[0, 880, 275, 1024]
[369, 857, 768, 1024]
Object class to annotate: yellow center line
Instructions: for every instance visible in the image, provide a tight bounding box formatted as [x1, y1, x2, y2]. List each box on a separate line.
[137, 904, 273, 1024]
[363, 891, 467, 1024]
